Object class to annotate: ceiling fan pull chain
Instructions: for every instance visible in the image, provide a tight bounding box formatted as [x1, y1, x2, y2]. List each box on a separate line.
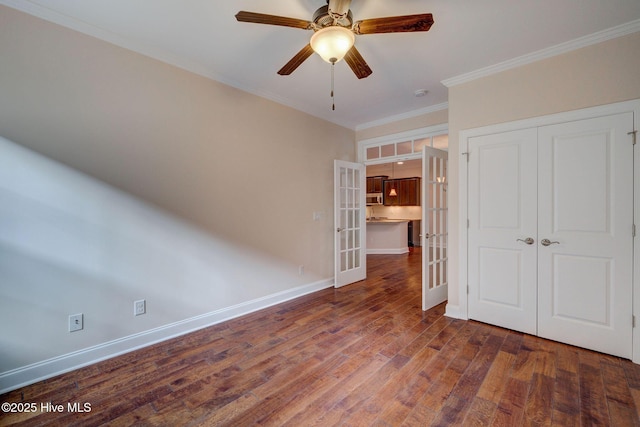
[331, 60, 335, 110]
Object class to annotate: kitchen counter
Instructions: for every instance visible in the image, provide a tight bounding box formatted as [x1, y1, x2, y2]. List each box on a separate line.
[366, 218, 409, 254]
[366, 218, 409, 223]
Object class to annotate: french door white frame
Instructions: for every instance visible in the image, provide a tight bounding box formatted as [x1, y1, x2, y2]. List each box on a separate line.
[357, 124, 450, 311]
[334, 160, 367, 287]
[457, 99, 640, 363]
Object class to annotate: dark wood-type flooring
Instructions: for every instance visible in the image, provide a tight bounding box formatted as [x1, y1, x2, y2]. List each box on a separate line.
[2, 248, 640, 426]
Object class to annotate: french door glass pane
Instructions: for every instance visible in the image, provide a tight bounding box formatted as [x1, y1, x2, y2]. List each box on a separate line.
[426, 151, 448, 290]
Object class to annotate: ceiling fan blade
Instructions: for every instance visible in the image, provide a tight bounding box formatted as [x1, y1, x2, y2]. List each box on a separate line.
[277, 44, 315, 75]
[344, 46, 372, 79]
[354, 13, 434, 35]
[328, 0, 352, 17]
[235, 11, 313, 30]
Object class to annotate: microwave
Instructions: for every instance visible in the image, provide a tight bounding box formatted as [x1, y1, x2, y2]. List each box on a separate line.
[366, 193, 383, 205]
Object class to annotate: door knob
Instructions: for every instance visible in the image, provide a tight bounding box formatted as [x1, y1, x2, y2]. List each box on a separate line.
[336, 227, 345, 232]
[516, 237, 535, 245]
[541, 238, 560, 246]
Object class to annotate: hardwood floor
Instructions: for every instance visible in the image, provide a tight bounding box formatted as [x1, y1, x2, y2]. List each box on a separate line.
[2, 248, 640, 426]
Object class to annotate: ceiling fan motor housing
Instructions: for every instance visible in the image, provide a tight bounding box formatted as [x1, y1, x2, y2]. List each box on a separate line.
[313, 5, 353, 29]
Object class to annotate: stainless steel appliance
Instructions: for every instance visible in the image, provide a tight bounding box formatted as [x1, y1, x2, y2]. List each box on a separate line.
[366, 193, 383, 205]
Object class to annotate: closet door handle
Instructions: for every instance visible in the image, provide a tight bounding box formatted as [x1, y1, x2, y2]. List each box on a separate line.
[541, 238, 560, 246]
[516, 237, 535, 245]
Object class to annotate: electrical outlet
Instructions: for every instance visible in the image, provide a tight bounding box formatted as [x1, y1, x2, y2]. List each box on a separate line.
[134, 299, 146, 316]
[298, 265, 304, 275]
[69, 313, 83, 332]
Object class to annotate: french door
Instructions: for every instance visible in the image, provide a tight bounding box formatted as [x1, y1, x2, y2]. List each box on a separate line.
[468, 112, 634, 358]
[422, 146, 449, 310]
[334, 160, 366, 287]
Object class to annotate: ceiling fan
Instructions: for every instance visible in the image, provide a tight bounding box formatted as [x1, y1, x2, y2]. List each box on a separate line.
[235, 0, 434, 79]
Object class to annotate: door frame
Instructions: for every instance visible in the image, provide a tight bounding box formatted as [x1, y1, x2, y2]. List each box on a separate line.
[357, 124, 449, 310]
[457, 99, 640, 363]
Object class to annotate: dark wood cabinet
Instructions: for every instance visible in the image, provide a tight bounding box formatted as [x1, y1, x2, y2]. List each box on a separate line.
[366, 175, 388, 193]
[383, 177, 421, 206]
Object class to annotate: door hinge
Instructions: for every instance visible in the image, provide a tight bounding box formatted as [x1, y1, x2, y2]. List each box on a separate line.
[467, 285, 469, 295]
[467, 219, 470, 228]
[633, 315, 636, 328]
[629, 130, 637, 145]
[634, 224, 637, 238]
[462, 152, 470, 162]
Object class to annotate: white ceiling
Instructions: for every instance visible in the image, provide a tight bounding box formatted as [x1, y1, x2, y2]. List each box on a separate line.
[3, 0, 640, 129]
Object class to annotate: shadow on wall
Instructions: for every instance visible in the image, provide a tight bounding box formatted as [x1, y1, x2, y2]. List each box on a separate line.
[0, 136, 328, 390]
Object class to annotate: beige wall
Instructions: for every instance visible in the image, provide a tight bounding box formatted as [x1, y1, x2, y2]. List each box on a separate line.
[0, 6, 354, 386]
[0, 6, 354, 277]
[447, 31, 640, 311]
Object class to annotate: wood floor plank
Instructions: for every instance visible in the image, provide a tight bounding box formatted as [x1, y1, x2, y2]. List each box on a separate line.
[414, 329, 483, 415]
[523, 373, 554, 426]
[2, 248, 639, 426]
[347, 346, 439, 426]
[461, 396, 498, 426]
[511, 335, 540, 383]
[499, 330, 524, 355]
[452, 332, 505, 402]
[476, 350, 516, 404]
[552, 368, 580, 423]
[316, 354, 413, 425]
[601, 360, 639, 427]
[579, 359, 610, 426]
[281, 353, 390, 427]
[492, 377, 529, 426]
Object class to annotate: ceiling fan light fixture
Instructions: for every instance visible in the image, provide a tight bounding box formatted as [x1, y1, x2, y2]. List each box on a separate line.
[310, 26, 355, 63]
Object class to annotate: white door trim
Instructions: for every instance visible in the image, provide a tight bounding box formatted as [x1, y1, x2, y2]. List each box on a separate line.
[457, 99, 640, 363]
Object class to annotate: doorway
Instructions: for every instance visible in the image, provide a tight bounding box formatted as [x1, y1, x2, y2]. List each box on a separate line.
[360, 128, 449, 311]
[365, 159, 423, 295]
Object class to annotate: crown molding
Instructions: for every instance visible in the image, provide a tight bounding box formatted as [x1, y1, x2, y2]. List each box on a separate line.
[442, 18, 640, 88]
[5, 0, 637, 130]
[355, 102, 449, 131]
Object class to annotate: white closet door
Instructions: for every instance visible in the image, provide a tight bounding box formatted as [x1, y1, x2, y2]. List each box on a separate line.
[537, 113, 634, 358]
[468, 128, 538, 335]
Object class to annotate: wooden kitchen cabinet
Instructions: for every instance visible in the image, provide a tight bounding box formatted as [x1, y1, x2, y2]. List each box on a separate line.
[366, 175, 388, 193]
[383, 177, 421, 206]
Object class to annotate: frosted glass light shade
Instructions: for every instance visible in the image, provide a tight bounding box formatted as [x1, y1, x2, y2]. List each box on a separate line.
[310, 26, 355, 63]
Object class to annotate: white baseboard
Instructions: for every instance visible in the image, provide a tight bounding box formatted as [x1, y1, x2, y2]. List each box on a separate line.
[367, 248, 409, 255]
[0, 278, 334, 394]
[444, 303, 467, 320]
